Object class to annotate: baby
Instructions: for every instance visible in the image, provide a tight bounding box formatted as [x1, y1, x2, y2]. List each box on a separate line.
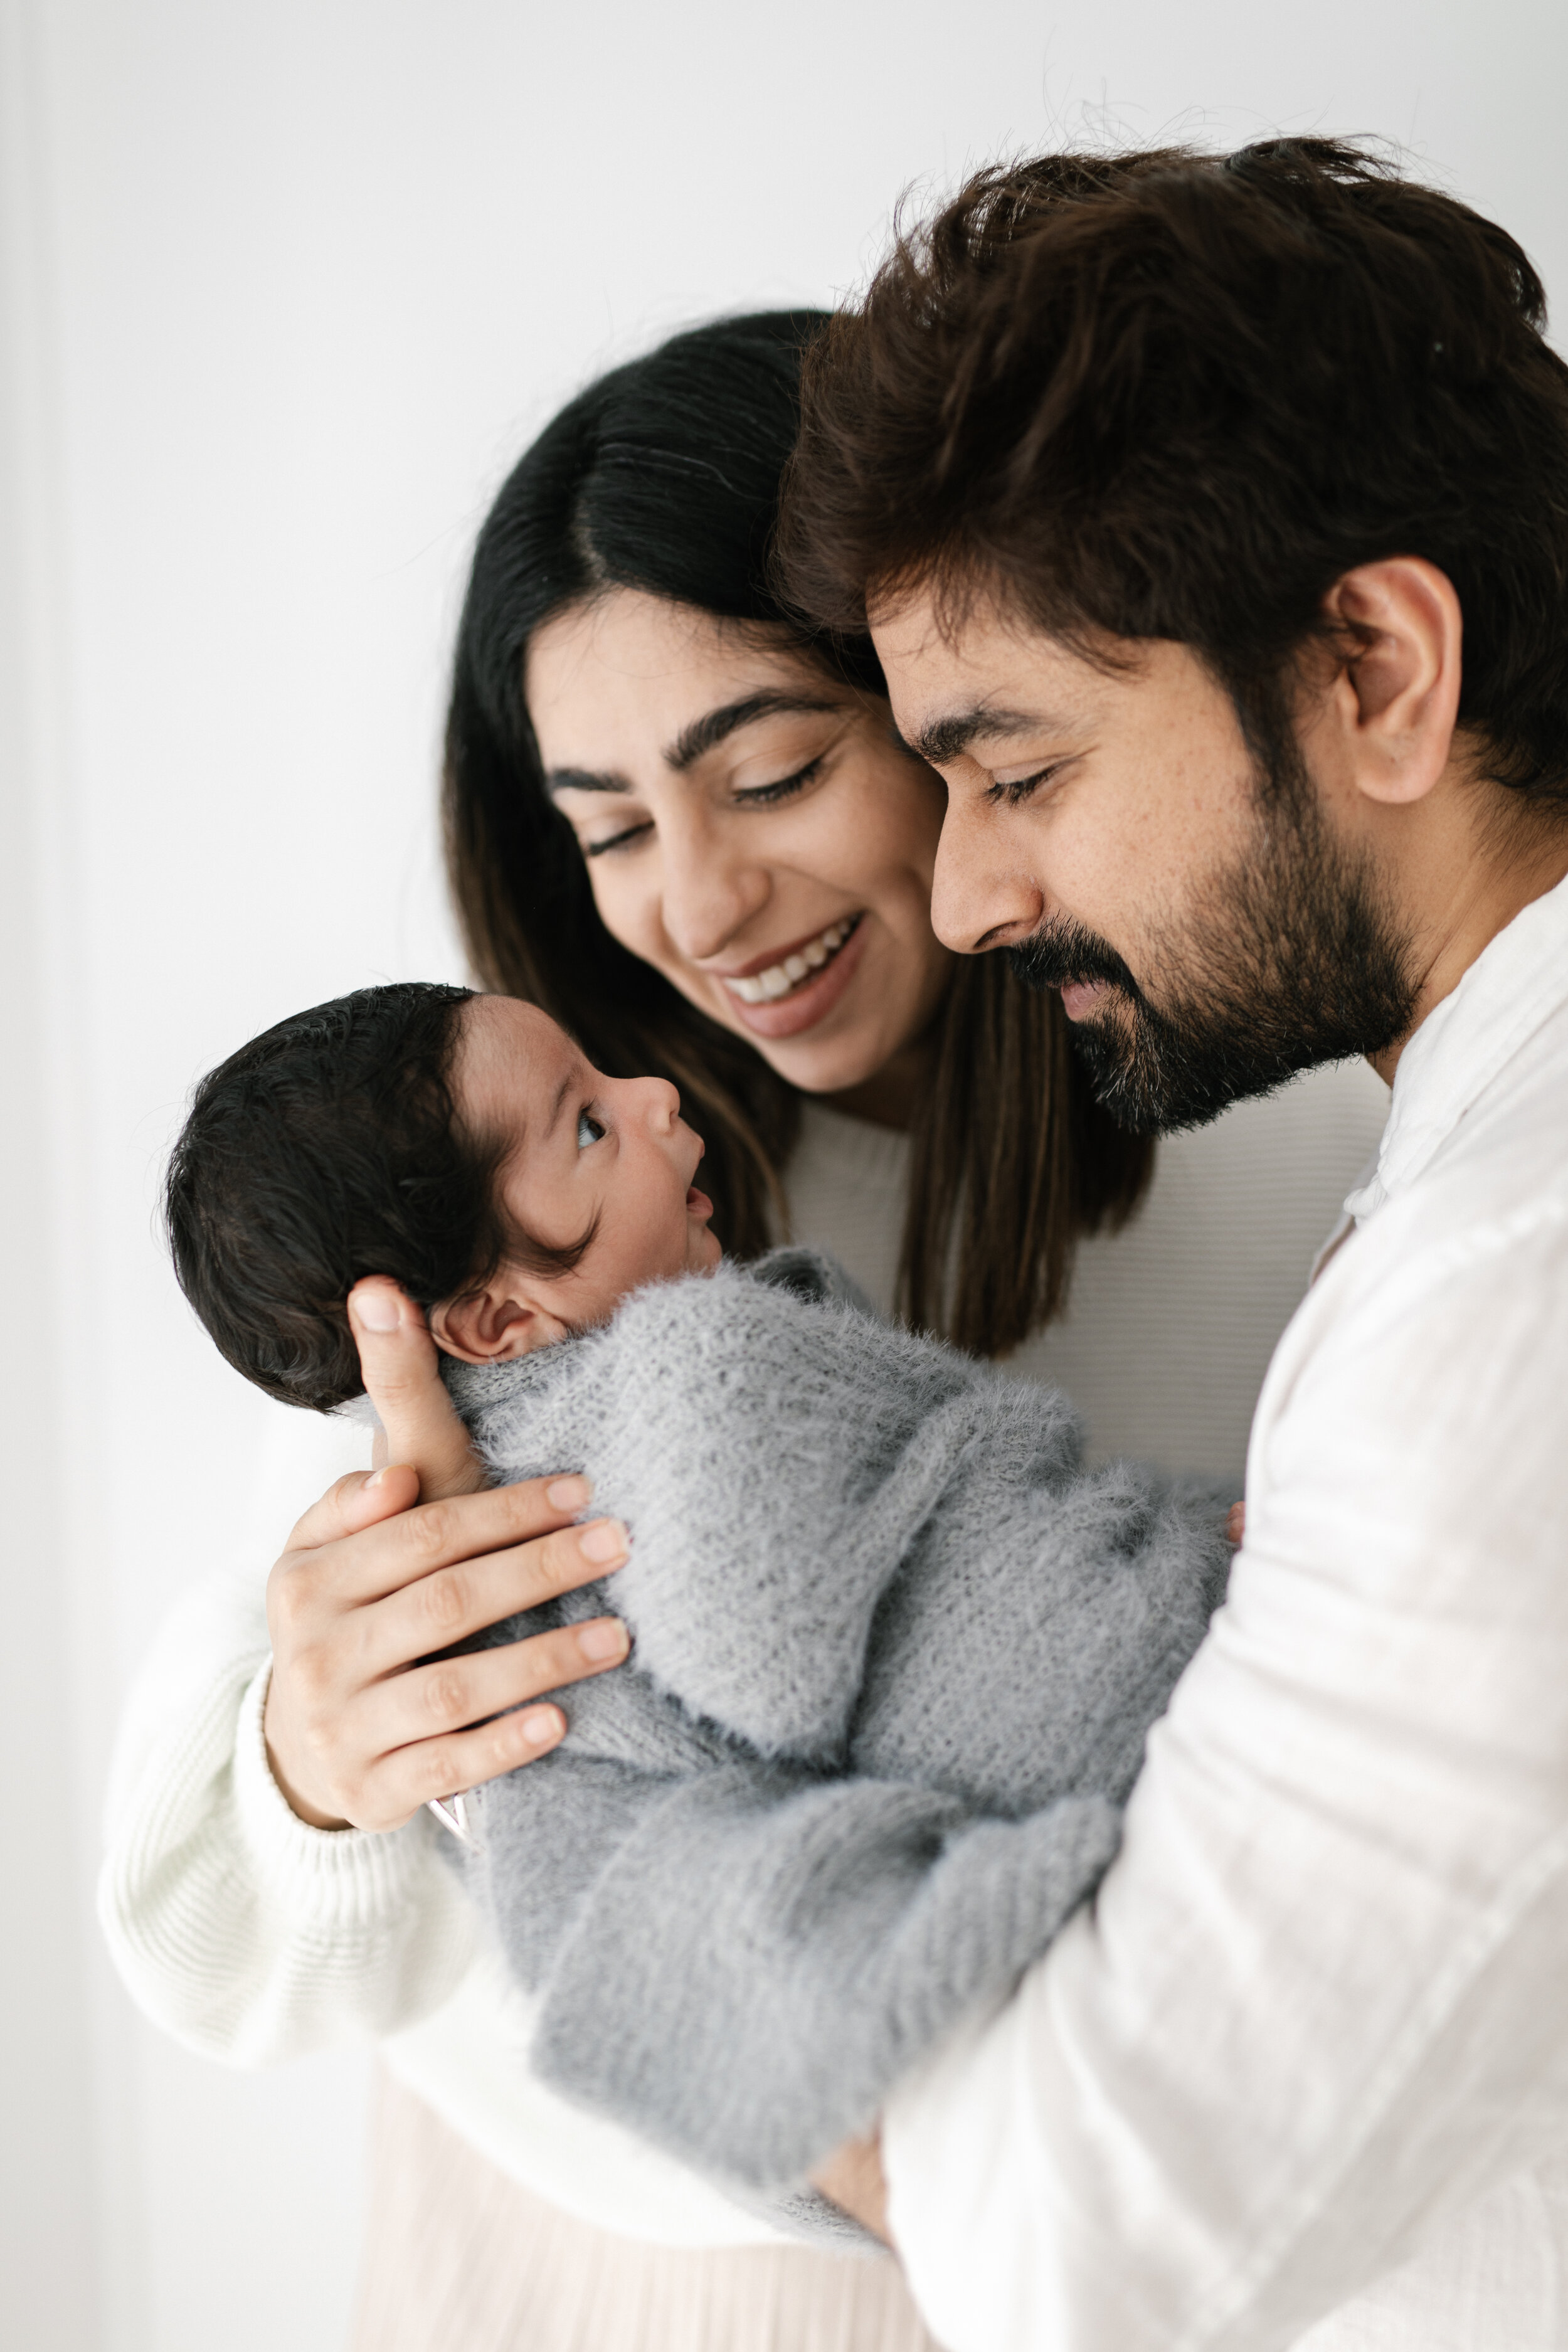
[168, 980, 1232, 2225]
[166, 979, 724, 1409]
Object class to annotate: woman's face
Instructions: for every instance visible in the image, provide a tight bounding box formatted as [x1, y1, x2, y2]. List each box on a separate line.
[526, 590, 953, 1099]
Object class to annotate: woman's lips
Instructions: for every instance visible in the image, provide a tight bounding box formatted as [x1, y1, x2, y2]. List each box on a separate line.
[721, 915, 858, 999]
[717, 916, 869, 1041]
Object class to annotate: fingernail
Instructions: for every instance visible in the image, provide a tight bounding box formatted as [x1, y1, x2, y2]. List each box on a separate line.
[578, 1618, 628, 1663]
[547, 1475, 591, 1512]
[579, 1518, 628, 1565]
[522, 1707, 562, 1746]
[354, 1288, 400, 1333]
[366, 1466, 388, 1491]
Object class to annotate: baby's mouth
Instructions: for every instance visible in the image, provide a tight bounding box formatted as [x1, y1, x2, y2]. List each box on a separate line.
[721, 915, 862, 1005]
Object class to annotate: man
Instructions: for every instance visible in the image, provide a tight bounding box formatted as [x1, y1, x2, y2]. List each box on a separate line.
[781, 141, 1568, 2349]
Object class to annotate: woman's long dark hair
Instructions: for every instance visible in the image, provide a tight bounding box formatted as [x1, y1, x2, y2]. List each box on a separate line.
[444, 312, 1151, 1355]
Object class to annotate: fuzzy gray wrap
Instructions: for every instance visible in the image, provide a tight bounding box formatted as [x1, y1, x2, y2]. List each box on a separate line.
[444, 1250, 1231, 2220]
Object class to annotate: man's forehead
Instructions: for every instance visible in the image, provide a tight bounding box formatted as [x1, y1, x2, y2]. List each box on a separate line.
[869, 587, 1112, 754]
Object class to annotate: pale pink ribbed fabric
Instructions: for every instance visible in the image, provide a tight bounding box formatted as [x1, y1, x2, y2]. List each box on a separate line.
[349, 2073, 947, 2352]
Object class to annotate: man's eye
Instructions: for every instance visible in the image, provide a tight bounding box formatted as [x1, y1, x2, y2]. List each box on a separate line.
[984, 758, 1070, 808]
[576, 1108, 607, 1150]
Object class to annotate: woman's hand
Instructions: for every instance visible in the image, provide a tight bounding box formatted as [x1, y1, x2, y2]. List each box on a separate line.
[811, 2131, 891, 2244]
[262, 1278, 630, 1831]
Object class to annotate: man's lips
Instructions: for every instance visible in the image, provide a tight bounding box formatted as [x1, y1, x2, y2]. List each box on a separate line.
[1059, 978, 1111, 1020]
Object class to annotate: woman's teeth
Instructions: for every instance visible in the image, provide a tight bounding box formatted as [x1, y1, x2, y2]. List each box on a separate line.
[724, 918, 858, 1005]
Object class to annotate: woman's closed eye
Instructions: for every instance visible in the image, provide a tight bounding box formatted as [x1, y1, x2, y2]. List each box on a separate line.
[582, 817, 654, 859]
[576, 1107, 607, 1150]
[732, 753, 826, 809]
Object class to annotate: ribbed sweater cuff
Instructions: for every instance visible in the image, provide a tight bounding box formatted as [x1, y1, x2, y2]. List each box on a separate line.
[232, 1660, 438, 1929]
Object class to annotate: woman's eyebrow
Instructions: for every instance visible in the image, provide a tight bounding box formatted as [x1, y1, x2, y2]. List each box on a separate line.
[544, 692, 844, 798]
[664, 691, 842, 773]
[546, 766, 630, 797]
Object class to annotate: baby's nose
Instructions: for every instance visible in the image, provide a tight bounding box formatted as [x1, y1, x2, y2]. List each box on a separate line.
[630, 1074, 681, 1130]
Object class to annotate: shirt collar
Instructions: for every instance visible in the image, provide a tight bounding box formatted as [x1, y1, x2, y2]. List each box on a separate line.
[1343, 866, 1568, 1224]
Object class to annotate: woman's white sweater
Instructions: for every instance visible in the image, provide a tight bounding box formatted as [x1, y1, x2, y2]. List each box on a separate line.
[98, 1063, 1389, 2247]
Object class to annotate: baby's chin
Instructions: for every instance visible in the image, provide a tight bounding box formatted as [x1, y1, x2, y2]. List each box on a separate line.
[687, 1221, 724, 1273]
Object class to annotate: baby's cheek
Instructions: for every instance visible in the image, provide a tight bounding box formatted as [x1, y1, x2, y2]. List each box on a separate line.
[689, 1223, 724, 1273]
[622, 1197, 704, 1290]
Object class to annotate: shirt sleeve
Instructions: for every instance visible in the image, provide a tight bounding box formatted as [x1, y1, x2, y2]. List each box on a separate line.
[882, 1199, 1568, 2352]
[98, 1551, 479, 2067]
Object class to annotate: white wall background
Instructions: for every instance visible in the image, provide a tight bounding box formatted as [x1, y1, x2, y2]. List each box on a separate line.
[3, 3, 1564, 2346]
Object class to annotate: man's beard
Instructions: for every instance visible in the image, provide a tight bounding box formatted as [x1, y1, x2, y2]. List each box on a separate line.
[1009, 724, 1419, 1135]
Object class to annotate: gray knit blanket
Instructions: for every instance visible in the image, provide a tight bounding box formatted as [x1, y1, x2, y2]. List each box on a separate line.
[443, 1250, 1231, 2220]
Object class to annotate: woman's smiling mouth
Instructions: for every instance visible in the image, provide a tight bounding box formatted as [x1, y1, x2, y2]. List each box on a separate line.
[714, 914, 869, 1041]
[721, 915, 861, 1004]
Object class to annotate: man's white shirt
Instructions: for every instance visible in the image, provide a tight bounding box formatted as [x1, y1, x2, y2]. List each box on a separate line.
[884, 870, 1568, 2351]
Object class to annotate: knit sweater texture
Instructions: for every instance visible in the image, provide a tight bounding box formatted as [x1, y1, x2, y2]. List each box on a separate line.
[444, 1249, 1232, 2215]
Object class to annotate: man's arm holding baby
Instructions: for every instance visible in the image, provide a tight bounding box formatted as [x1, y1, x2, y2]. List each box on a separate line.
[806, 1519, 1251, 2250]
[810, 1510, 1244, 2248]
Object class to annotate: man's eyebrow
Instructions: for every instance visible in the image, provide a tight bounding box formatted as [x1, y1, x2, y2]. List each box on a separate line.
[908, 706, 1063, 766]
[665, 691, 842, 773]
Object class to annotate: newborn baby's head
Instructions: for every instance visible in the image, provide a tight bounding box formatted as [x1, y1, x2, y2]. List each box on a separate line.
[166, 982, 721, 1411]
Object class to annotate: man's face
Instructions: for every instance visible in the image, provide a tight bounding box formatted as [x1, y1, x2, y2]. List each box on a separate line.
[871, 587, 1416, 1132]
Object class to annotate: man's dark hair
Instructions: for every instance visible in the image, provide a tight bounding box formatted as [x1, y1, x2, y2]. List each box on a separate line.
[164, 982, 591, 1413]
[777, 139, 1568, 803]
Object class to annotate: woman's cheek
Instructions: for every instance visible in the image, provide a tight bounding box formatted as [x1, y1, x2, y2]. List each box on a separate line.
[585, 862, 652, 963]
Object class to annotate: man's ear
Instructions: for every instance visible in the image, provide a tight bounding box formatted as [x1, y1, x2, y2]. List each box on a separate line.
[428, 1276, 568, 1364]
[1318, 558, 1463, 808]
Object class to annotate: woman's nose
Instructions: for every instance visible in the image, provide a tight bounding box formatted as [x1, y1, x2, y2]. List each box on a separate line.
[657, 830, 771, 963]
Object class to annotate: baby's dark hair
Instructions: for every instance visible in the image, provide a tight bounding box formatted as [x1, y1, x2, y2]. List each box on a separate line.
[165, 981, 591, 1412]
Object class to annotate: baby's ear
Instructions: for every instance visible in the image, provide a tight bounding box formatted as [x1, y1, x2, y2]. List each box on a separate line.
[429, 1279, 568, 1364]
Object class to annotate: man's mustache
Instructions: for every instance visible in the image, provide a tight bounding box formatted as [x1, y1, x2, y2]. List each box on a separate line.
[1007, 920, 1142, 1004]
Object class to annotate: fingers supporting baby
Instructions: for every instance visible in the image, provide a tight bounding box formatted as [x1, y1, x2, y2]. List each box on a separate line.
[349, 1276, 487, 1502]
[263, 1472, 632, 1833]
[356, 1613, 631, 1789]
[283, 1459, 421, 1555]
[354, 1505, 632, 1677]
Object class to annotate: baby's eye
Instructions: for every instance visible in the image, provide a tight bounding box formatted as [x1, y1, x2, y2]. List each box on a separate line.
[576, 1108, 607, 1150]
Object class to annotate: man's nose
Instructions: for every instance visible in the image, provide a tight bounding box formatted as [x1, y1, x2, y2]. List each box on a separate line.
[931, 802, 1045, 954]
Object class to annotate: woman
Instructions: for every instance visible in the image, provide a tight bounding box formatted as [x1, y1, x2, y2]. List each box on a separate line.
[101, 313, 1389, 2351]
